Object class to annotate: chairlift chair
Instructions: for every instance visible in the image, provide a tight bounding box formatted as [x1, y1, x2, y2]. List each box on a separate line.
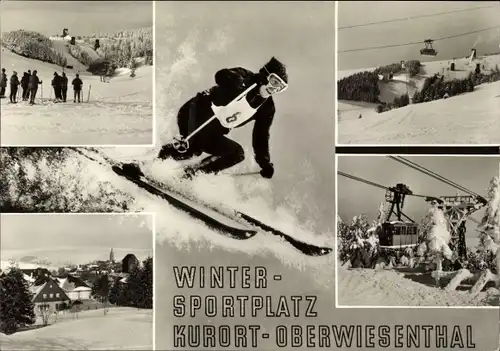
[420, 39, 438, 57]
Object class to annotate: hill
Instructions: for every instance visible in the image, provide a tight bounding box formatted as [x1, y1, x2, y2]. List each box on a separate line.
[337, 54, 500, 144]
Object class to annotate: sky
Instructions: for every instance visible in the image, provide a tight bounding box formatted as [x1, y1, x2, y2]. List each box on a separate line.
[1, 214, 153, 265]
[0, 1, 152, 36]
[338, 1, 500, 70]
[337, 156, 500, 246]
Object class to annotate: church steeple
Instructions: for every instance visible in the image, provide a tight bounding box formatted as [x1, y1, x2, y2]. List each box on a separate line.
[109, 248, 115, 263]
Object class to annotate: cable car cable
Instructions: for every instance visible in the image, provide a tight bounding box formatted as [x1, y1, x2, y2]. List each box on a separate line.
[339, 4, 499, 30]
[396, 156, 481, 197]
[338, 24, 500, 53]
[388, 156, 481, 197]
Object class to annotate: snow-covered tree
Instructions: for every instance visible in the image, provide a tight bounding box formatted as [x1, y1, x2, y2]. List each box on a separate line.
[416, 207, 454, 265]
[479, 176, 500, 242]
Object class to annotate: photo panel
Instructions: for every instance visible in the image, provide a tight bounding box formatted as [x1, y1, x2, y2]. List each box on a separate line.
[336, 1, 500, 145]
[0, 213, 154, 350]
[0, 1, 154, 146]
[153, 1, 336, 349]
[334, 153, 500, 349]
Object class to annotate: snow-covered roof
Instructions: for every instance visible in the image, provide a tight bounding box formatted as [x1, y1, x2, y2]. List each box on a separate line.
[73, 286, 91, 292]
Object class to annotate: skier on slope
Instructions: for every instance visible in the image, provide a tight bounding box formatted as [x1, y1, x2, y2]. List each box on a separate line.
[122, 56, 289, 180]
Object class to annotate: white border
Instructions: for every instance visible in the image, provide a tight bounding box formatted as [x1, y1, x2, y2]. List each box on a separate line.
[334, 153, 500, 309]
[0, 212, 156, 349]
[0, 0, 156, 148]
[334, 1, 500, 148]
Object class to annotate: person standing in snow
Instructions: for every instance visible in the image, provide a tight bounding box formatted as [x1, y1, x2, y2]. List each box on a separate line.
[121, 56, 289, 180]
[61, 72, 68, 102]
[0, 68, 7, 98]
[28, 70, 43, 105]
[72, 74, 83, 103]
[21, 72, 30, 101]
[52, 72, 63, 102]
[9, 71, 20, 103]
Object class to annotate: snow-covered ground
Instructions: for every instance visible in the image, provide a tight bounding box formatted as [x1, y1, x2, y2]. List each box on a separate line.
[0, 308, 152, 350]
[1, 47, 153, 146]
[337, 54, 500, 144]
[337, 265, 498, 307]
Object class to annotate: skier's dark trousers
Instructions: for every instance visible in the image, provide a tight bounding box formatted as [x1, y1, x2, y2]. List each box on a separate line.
[158, 58, 288, 178]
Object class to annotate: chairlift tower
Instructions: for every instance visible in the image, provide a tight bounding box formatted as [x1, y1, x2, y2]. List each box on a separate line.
[430, 195, 487, 259]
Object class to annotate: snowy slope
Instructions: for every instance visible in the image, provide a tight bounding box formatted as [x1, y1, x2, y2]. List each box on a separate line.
[338, 54, 500, 144]
[0, 308, 152, 350]
[1, 50, 153, 145]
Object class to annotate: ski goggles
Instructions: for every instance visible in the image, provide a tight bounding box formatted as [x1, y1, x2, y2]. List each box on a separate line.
[263, 72, 288, 95]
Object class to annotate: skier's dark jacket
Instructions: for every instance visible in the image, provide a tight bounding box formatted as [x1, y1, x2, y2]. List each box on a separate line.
[10, 75, 19, 87]
[28, 74, 41, 89]
[189, 67, 276, 168]
[21, 73, 29, 88]
[52, 75, 62, 88]
[72, 77, 83, 90]
[0, 73, 7, 88]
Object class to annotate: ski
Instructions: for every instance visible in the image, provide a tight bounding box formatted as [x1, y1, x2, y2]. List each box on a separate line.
[111, 162, 257, 240]
[74, 147, 332, 256]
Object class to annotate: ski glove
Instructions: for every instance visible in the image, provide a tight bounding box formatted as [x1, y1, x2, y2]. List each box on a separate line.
[259, 162, 274, 179]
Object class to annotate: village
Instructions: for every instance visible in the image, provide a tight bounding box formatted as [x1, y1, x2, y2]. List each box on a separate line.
[0, 248, 152, 332]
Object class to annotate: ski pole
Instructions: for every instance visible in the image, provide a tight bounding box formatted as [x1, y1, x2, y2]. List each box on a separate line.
[173, 83, 257, 153]
[87, 84, 91, 103]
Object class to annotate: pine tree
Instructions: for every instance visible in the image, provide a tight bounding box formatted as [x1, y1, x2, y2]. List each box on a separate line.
[0, 267, 36, 334]
[138, 257, 153, 309]
[125, 264, 142, 307]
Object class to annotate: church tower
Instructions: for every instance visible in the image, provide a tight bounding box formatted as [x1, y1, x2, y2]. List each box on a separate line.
[109, 248, 115, 263]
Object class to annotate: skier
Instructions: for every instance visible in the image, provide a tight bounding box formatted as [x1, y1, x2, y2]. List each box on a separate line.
[72, 74, 83, 103]
[20, 72, 30, 101]
[51, 72, 63, 102]
[9, 71, 20, 103]
[121, 56, 288, 180]
[61, 72, 68, 102]
[28, 70, 42, 105]
[0, 68, 7, 98]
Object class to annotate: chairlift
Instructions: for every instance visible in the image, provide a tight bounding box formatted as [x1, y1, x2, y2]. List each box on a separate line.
[420, 39, 438, 57]
[377, 184, 419, 249]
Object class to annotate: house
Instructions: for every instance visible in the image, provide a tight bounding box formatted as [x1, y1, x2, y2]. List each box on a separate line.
[31, 277, 71, 311]
[122, 254, 139, 274]
[57, 275, 92, 300]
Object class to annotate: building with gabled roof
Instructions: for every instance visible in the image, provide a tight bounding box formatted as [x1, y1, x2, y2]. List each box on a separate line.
[57, 275, 91, 300]
[30, 277, 71, 312]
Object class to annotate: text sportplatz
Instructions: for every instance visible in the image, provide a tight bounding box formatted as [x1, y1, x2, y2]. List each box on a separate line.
[172, 266, 317, 318]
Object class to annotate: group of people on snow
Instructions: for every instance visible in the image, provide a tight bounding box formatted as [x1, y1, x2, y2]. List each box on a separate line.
[0, 68, 84, 105]
[51, 72, 83, 103]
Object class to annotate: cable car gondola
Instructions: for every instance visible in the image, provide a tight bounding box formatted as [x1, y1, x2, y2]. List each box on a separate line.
[420, 39, 438, 57]
[377, 183, 419, 249]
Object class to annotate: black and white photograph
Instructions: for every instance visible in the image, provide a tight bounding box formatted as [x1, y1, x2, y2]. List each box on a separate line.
[0, 1, 153, 145]
[336, 155, 500, 307]
[0, 213, 153, 350]
[336, 1, 500, 145]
